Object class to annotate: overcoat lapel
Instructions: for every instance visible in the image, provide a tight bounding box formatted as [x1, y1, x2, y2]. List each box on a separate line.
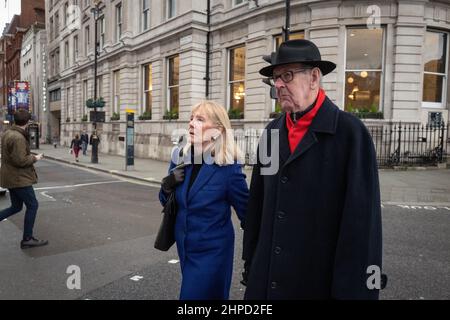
[278, 114, 291, 165]
[284, 130, 318, 166]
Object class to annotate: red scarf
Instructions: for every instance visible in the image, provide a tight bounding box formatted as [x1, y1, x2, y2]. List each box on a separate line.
[285, 88, 326, 153]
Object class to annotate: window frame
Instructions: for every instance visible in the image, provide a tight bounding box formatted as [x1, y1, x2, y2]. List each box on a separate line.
[99, 15, 105, 51]
[64, 2, 69, 26]
[233, 0, 247, 8]
[73, 35, 78, 63]
[343, 26, 386, 113]
[66, 87, 71, 120]
[142, 0, 150, 31]
[113, 70, 121, 114]
[142, 63, 153, 115]
[227, 45, 246, 113]
[422, 30, 449, 109]
[82, 79, 88, 116]
[84, 25, 90, 56]
[116, 3, 123, 43]
[167, 0, 176, 20]
[64, 40, 69, 68]
[167, 55, 180, 115]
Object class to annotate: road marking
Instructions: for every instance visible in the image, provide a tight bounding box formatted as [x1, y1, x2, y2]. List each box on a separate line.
[34, 180, 126, 191]
[130, 275, 144, 282]
[395, 205, 450, 211]
[168, 259, 179, 264]
[40, 191, 56, 202]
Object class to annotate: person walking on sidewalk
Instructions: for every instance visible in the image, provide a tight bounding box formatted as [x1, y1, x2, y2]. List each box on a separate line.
[0, 108, 48, 249]
[80, 130, 89, 156]
[159, 100, 249, 300]
[242, 39, 384, 299]
[70, 134, 82, 162]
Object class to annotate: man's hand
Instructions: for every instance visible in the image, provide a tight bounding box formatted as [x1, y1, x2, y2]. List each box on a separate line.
[34, 153, 44, 161]
[161, 164, 186, 194]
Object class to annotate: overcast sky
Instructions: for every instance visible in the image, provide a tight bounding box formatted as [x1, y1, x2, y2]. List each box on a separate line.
[0, 0, 22, 34]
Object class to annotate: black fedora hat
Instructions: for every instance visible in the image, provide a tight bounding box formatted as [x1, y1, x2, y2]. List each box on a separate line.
[259, 39, 336, 77]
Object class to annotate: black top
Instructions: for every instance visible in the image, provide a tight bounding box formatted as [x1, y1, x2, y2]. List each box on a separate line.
[188, 148, 204, 193]
[70, 138, 82, 149]
[80, 133, 89, 143]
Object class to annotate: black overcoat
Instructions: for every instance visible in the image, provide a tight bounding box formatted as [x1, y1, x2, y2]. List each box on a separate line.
[243, 96, 382, 300]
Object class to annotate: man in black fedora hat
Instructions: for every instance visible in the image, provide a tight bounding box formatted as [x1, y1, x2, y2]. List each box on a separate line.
[242, 39, 384, 299]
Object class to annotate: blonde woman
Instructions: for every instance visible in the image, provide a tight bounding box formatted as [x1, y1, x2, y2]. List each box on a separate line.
[159, 100, 249, 300]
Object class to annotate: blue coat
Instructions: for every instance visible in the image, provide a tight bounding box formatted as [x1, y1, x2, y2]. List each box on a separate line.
[159, 159, 249, 300]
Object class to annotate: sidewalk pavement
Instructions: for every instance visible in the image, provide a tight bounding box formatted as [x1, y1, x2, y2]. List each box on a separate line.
[35, 144, 450, 204]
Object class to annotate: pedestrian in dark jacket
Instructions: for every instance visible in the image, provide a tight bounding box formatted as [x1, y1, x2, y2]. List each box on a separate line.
[242, 39, 384, 300]
[0, 108, 48, 249]
[70, 134, 82, 162]
[80, 131, 89, 156]
[159, 100, 249, 300]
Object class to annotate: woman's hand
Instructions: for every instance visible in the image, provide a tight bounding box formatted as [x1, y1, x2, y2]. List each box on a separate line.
[161, 165, 186, 193]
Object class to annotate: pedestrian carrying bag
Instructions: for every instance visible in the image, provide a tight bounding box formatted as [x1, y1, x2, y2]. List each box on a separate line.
[154, 191, 178, 251]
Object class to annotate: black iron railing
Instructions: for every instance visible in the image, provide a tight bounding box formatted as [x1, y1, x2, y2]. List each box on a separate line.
[366, 122, 449, 167]
[235, 122, 449, 168]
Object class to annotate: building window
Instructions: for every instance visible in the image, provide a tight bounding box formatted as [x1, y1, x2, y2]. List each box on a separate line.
[143, 64, 152, 115]
[345, 28, 384, 113]
[142, 0, 150, 31]
[167, 55, 179, 117]
[64, 41, 69, 68]
[85, 25, 90, 56]
[55, 12, 59, 37]
[113, 70, 121, 114]
[228, 46, 246, 115]
[49, 17, 53, 40]
[66, 87, 71, 120]
[274, 31, 304, 50]
[55, 50, 60, 74]
[50, 53, 55, 76]
[99, 16, 105, 51]
[422, 30, 448, 108]
[116, 3, 122, 42]
[64, 2, 69, 26]
[50, 89, 61, 102]
[167, 0, 176, 19]
[233, 0, 247, 6]
[74, 35, 78, 62]
[82, 80, 88, 116]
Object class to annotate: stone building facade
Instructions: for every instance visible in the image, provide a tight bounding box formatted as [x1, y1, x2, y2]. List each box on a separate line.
[46, 0, 450, 160]
[20, 24, 48, 141]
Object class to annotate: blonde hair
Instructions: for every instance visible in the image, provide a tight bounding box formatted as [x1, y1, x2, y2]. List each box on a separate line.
[183, 100, 243, 166]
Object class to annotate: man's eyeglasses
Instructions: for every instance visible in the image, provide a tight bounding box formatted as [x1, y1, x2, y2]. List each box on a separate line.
[269, 68, 311, 86]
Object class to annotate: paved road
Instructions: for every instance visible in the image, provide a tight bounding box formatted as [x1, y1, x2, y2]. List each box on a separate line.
[0, 159, 449, 299]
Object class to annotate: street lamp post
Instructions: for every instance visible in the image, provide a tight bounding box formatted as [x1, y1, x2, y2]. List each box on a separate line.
[90, 0, 102, 164]
[283, 0, 291, 42]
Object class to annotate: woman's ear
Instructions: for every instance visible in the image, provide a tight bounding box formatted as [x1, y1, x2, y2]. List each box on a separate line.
[210, 128, 223, 141]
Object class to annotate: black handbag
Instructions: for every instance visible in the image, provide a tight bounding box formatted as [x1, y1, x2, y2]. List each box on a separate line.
[154, 191, 178, 251]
